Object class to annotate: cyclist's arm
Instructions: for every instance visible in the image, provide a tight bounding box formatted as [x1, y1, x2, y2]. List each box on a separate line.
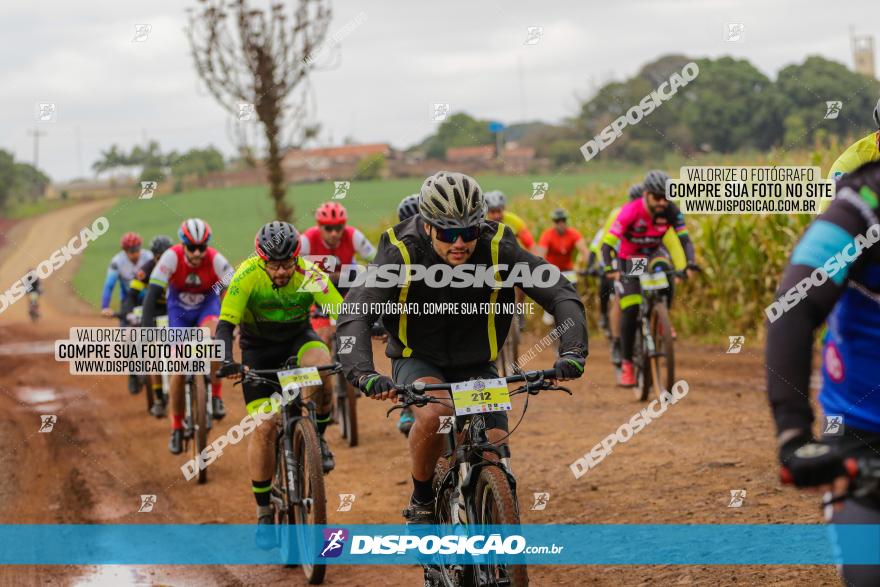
[120, 272, 145, 317]
[533, 229, 550, 257]
[352, 228, 378, 262]
[517, 226, 535, 251]
[212, 252, 234, 295]
[766, 189, 876, 441]
[574, 234, 589, 267]
[141, 249, 176, 327]
[669, 205, 696, 264]
[336, 232, 400, 385]
[100, 263, 120, 309]
[217, 260, 258, 362]
[601, 207, 630, 270]
[507, 226, 588, 359]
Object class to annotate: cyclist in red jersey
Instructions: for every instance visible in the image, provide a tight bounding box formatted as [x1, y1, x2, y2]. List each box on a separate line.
[535, 208, 589, 271]
[141, 218, 234, 454]
[600, 171, 698, 387]
[300, 202, 377, 344]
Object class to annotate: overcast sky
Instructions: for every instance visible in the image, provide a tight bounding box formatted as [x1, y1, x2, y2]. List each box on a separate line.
[1, 0, 874, 181]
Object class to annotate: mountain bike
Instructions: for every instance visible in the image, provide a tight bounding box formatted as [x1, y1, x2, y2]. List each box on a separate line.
[111, 308, 154, 410]
[238, 360, 340, 585]
[495, 317, 520, 378]
[331, 333, 359, 447]
[183, 368, 213, 484]
[629, 269, 679, 402]
[382, 367, 571, 587]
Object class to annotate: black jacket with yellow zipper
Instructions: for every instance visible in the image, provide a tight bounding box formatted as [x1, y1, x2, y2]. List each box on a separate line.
[337, 214, 588, 385]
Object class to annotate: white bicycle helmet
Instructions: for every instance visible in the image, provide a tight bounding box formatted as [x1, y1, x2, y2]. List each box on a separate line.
[418, 171, 485, 229]
[484, 190, 507, 210]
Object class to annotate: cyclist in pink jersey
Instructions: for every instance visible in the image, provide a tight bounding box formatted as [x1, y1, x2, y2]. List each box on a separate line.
[600, 170, 698, 387]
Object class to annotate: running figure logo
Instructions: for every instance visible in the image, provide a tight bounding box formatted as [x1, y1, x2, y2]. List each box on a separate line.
[725, 23, 744, 42]
[338, 336, 356, 355]
[332, 181, 350, 200]
[823, 415, 844, 436]
[140, 181, 158, 199]
[728, 489, 746, 508]
[39, 415, 57, 433]
[727, 336, 745, 354]
[37, 103, 57, 122]
[437, 415, 454, 434]
[824, 101, 842, 120]
[530, 492, 550, 510]
[431, 103, 450, 122]
[524, 26, 543, 45]
[320, 528, 349, 558]
[138, 495, 157, 512]
[238, 103, 256, 122]
[531, 182, 549, 200]
[337, 494, 356, 512]
[628, 257, 647, 276]
[132, 24, 152, 43]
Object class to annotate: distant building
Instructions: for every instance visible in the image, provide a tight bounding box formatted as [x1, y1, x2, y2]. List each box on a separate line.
[282, 143, 392, 182]
[445, 143, 536, 173]
[446, 145, 496, 163]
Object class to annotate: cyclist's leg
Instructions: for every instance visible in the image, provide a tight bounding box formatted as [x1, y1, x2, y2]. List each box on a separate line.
[166, 303, 199, 449]
[294, 329, 334, 425]
[310, 310, 334, 348]
[242, 344, 291, 503]
[393, 357, 449, 511]
[619, 277, 641, 361]
[648, 249, 674, 308]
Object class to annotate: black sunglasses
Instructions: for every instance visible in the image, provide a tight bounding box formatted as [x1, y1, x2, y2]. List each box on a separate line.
[430, 224, 481, 244]
[322, 224, 345, 233]
[185, 244, 207, 253]
[124, 247, 140, 254]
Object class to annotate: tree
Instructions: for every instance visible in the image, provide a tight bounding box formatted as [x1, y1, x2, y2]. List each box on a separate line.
[187, 0, 332, 221]
[354, 153, 386, 180]
[0, 150, 15, 211]
[420, 113, 495, 159]
[170, 146, 226, 179]
[91, 144, 127, 177]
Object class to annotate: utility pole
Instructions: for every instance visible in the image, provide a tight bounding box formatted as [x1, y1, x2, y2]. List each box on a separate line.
[75, 126, 84, 177]
[28, 128, 46, 168]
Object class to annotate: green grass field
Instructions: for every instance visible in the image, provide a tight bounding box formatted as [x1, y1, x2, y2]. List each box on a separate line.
[75, 167, 644, 308]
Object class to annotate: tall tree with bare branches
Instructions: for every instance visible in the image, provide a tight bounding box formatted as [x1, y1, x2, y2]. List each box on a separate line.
[187, 0, 332, 221]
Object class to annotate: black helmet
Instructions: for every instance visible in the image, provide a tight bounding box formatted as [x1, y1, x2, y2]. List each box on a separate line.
[398, 194, 420, 221]
[149, 235, 173, 257]
[874, 97, 880, 129]
[643, 170, 669, 197]
[255, 221, 301, 262]
[628, 184, 643, 201]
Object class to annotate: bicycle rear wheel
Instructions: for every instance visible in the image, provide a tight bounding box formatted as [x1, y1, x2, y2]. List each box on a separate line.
[334, 373, 358, 447]
[648, 302, 675, 399]
[190, 377, 208, 484]
[292, 417, 327, 584]
[473, 466, 528, 586]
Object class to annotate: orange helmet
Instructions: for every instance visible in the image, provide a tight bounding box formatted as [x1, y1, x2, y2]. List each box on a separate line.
[315, 202, 347, 226]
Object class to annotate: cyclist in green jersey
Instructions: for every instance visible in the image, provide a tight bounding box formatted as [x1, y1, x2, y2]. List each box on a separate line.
[215, 222, 343, 542]
[828, 98, 880, 181]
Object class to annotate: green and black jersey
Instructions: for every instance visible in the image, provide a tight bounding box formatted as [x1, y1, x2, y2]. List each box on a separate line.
[219, 255, 343, 351]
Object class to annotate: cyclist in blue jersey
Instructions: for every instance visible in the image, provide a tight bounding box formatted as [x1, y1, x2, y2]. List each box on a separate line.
[766, 161, 880, 586]
[100, 232, 153, 318]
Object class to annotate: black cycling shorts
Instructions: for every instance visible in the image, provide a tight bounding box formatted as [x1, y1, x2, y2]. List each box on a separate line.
[241, 328, 329, 415]
[391, 357, 509, 432]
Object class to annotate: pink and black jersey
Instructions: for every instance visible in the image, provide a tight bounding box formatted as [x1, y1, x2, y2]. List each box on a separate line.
[607, 199, 688, 260]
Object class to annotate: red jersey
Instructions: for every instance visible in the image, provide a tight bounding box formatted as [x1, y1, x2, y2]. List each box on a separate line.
[538, 227, 583, 271]
[299, 225, 376, 271]
[150, 244, 233, 308]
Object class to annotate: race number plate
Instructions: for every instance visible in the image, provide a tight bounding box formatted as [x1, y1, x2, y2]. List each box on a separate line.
[277, 367, 322, 397]
[639, 272, 669, 291]
[155, 315, 169, 328]
[450, 378, 511, 416]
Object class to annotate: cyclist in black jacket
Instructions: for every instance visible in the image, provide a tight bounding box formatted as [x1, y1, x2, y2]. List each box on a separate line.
[766, 161, 880, 586]
[337, 171, 588, 524]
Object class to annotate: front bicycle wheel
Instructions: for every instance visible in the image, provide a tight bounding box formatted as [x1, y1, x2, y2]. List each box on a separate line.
[473, 466, 528, 586]
[648, 302, 675, 399]
[190, 376, 208, 484]
[292, 417, 327, 584]
[632, 322, 651, 402]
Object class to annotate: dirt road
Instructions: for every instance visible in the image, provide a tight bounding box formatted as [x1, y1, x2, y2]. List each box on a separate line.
[0, 201, 837, 586]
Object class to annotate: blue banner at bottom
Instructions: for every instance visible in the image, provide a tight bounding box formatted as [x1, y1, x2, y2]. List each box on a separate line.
[0, 524, 878, 565]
